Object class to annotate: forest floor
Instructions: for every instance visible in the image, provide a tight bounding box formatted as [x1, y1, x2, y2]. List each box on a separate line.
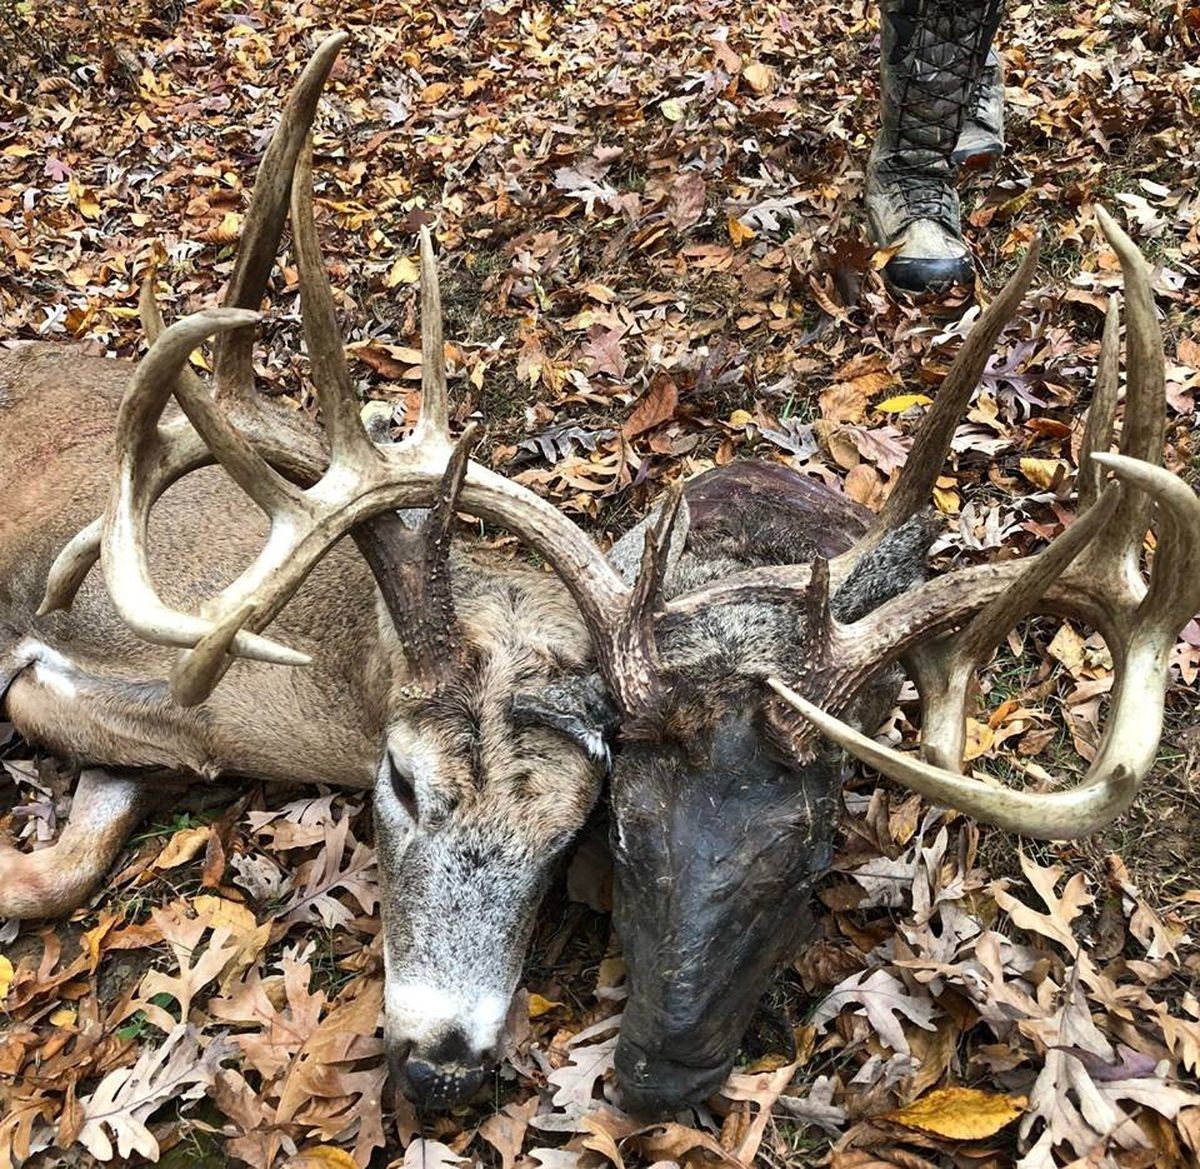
[0, 0, 1198, 1166]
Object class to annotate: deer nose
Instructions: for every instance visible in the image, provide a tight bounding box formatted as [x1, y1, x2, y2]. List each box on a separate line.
[615, 1037, 730, 1118]
[402, 1057, 486, 1109]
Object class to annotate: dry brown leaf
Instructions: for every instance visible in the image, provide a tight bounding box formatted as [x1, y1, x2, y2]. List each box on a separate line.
[151, 825, 211, 871]
[622, 377, 678, 438]
[742, 61, 776, 92]
[667, 169, 707, 232]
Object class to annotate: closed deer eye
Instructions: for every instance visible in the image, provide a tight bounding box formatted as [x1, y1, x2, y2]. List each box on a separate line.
[389, 760, 419, 820]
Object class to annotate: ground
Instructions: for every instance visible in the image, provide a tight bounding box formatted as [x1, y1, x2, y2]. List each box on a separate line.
[0, 0, 1199, 1167]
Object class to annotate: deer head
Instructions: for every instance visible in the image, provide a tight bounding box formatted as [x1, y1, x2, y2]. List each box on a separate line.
[583, 215, 1200, 1114]
[34, 34, 637, 1110]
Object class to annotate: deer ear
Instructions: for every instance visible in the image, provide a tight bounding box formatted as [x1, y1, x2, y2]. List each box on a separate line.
[606, 496, 691, 586]
[511, 674, 618, 769]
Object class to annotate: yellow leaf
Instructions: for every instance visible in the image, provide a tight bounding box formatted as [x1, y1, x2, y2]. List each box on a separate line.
[528, 993, 563, 1018]
[78, 190, 101, 220]
[886, 1086, 1026, 1140]
[152, 825, 211, 871]
[659, 97, 685, 122]
[876, 392, 933, 413]
[386, 255, 420, 287]
[962, 718, 994, 762]
[50, 1006, 77, 1028]
[728, 409, 754, 427]
[1019, 457, 1067, 490]
[1047, 622, 1086, 677]
[212, 210, 243, 243]
[284, 1146, 360, 1169]
[742, 62, 776, 93]
[420, 81, 454, 104]
[0, 955, 13, 999]
[932, 485, 960, 514]
[2, 144, 32, 157]
[743, 1051, 793, 1073]
[728, 215, 755, 246]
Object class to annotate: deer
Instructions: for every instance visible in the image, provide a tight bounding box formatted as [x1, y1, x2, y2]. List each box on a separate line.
[0, 33, 894, 1111]
[596, 215, 1200, 1114]
[2, 32, 1196, 1121]
[0, 35, 632, 1111]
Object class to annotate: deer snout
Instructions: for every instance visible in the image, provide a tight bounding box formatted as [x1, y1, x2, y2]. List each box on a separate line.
[384, 981, 506, 1108]
[393, 1052, 488, 1110]
[615, 1036, 731, 1118]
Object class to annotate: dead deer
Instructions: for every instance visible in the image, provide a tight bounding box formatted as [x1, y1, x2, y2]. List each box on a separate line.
[2, 32, 1195, 1121]
[0, 35, 631, 1111]
[597, 215, 1200, 1114]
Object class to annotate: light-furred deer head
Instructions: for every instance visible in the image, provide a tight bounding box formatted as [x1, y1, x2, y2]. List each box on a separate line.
[23, 34, 636, 1110]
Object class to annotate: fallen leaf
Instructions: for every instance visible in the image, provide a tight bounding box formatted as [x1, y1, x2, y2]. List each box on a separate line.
[885, 1086, 1026, 1139]
[622, 377, 678, 438]
[876, 393, 932, 413]
[667, 170, 707, 232]
[285, 1145, 360, 1169]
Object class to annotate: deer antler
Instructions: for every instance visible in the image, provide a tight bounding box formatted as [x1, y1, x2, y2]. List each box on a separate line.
[37, 34, 345, 620]
[36, 33, 677, 711]
[767, 208, 1200, 839]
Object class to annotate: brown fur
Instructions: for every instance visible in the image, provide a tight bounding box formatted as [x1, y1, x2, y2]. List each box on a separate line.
[0, 345, 606, 1107]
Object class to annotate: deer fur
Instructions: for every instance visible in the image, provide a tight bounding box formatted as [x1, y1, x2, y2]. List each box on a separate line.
[0, 343, 608, 1107]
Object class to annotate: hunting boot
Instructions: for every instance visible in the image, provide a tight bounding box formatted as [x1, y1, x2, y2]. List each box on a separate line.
[951, 47, 1005, 170]
[866, 0, 1006, 295]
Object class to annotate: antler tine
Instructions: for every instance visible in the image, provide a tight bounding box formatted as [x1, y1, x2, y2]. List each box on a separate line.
[904, 481, 1123, 769]
[1095, 206, 1166, 468]
[102, 308, 310, 666]
[606, 483, 683, 712]
[832, 238, 1042, 581]
[416, 226, 452, 444]
[1096, 453, 1200, 636]
[1086, 206, 1167, 588]
[213, 32, 348, 402]
[38, 519, 103, 616]
[290, 134, 376, 467]
[169, 604, 254, 707]
[1077, 294, 1121, 514]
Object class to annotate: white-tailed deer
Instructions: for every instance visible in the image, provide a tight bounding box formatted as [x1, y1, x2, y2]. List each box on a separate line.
[2, 32, 1195, 1119]
[0, 34, 630, 1110]
[600, 214, 1200, 1114]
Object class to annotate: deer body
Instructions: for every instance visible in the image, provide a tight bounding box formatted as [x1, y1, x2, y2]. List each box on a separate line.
[0, 343, 609, 1106]
[2, 345, 385, 787]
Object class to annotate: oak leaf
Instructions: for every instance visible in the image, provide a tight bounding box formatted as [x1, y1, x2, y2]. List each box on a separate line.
[75, 1024, 230, 1162]
[811, 968, 939, 1054]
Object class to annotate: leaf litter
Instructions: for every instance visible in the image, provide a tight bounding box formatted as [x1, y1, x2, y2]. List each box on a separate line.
[1, 0, 1199, 1165]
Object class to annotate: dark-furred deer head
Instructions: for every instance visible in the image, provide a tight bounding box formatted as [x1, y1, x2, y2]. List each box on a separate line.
[581, 214, 1200, 1114]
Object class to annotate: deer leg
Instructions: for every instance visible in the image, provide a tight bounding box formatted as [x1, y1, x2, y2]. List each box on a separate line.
[0, 768, 151, 919]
